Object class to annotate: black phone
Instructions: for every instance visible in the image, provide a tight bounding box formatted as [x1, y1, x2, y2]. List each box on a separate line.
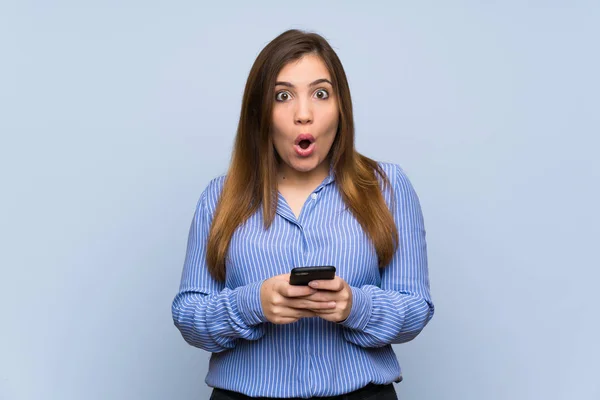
[289, 266, 336, 286]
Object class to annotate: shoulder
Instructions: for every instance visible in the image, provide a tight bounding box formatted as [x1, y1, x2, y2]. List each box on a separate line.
[374, 161, 424, 224]
[374, 161, 414, 193]
[195, 174, 227, 216]
[373, 161, 423, 214]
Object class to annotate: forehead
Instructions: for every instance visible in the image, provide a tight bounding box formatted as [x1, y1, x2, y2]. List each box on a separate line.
[276, 54, 331, 83]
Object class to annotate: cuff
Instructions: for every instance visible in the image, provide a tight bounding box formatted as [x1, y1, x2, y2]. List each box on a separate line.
[232, 280, 268, 326]
[338, 286, 372, 330]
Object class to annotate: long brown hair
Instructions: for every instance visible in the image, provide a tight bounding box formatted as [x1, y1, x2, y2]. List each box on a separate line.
[206, 29, 399, 281]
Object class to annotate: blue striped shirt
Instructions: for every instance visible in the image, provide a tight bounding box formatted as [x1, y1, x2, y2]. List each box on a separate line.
[171, 161, 434, 398]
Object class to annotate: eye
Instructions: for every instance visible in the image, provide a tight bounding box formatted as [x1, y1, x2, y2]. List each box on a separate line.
[275, 91, 292, 102]
[314, 89, 329, 100]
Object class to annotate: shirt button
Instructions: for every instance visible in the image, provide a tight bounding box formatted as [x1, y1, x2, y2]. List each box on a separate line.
[311, 193, 317, 200]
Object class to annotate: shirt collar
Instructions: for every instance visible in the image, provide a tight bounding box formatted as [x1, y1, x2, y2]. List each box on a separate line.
[315, 164, 335, 191]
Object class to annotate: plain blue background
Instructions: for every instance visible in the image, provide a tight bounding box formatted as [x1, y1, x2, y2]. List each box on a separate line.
[1, 1, 599, 399]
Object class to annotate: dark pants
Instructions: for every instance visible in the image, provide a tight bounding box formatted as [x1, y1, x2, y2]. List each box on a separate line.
[210, 383, 398, 400]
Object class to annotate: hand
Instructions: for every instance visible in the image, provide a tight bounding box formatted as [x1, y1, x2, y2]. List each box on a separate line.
[303, 276, 353, 323]
[260, 273, 338, 325]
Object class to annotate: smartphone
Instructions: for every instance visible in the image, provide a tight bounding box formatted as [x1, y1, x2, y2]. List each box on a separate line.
[289, 266, 336, 286]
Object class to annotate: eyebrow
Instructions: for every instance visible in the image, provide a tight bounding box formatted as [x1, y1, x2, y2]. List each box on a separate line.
[274, 78, 333, 88]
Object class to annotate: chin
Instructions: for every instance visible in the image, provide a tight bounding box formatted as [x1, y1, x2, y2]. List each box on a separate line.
[289, 159, 320, 172]
[291, 164, 315, 173]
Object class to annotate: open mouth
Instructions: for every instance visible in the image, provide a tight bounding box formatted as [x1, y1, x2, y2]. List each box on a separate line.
[295, 134, 315, 147]
[294, 134, 316, 157]
[298, 139, 311, 149]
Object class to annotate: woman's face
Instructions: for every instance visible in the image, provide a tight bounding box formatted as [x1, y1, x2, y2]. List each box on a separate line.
[271, 54, 339, 176]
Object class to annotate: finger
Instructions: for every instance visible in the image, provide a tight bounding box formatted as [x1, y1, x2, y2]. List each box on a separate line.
[307, 276, 345, 291]
[273, 314, 313, 325]
[286, 298, 337, 310]
[311, 308, 338, 315]
[273, 317, 296, 325]
[296, 292, 337, 302]
[273, 273, 292, 281]
[279, 282, 318, 298]
[314, 312, 342, 321]
[280, 308, 316, 319]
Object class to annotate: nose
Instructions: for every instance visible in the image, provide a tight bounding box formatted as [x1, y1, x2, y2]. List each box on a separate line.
[294, 97, 313, 125]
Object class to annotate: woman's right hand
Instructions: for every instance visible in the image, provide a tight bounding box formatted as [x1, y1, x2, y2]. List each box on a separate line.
[260, 273, 337, 324]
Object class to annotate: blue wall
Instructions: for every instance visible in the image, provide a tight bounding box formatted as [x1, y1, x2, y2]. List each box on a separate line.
[1, 1, 598, 399]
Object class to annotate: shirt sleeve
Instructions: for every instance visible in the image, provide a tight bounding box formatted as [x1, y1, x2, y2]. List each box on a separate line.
[171, 182, 268, 353]
[339, 164, 435, 348]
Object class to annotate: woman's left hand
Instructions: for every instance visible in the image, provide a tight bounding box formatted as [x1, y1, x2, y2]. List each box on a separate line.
[301, 277, 353, 323]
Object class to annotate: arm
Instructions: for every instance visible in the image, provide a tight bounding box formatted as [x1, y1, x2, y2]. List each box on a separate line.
[339, 165, 435, 348]
[171, 184, 267, 353]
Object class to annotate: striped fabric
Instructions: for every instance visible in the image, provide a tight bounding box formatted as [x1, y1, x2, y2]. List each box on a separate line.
[171, 161, 434, 398]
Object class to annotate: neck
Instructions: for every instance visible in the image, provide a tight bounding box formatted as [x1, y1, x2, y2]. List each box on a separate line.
[277, 159, 330, 189]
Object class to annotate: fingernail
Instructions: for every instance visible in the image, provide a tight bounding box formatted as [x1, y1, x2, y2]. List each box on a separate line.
[309, 281, 319, 288]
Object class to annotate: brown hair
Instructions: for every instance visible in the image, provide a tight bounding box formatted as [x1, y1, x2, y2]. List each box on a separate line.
[206, 29, 398, 281]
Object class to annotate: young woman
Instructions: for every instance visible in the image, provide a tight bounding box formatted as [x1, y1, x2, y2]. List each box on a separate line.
[172, 29, 434, 400]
